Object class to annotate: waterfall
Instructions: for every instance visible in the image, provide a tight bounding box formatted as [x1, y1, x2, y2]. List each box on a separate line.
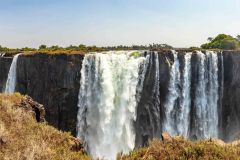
[4, 54, 20, 93]
[193, 51, 219, 138]
[76, 50, 223, 158]
[178, 52, 192, 137]
[163, 51, 192, 137]
[153, 52, 161, 117]
[163, 51, 221, 139]
[77, 51, 148, 159]
[163, 51, 181, 135]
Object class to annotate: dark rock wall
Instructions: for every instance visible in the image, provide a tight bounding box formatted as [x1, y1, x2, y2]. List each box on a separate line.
[221, 51, 240, 141]
[0, 57, 12, 91]
[0, 54, 83, 135]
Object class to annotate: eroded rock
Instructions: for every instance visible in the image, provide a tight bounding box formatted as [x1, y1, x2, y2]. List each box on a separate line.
[161, 132, 172, 142]
[15, 96, 45, 122]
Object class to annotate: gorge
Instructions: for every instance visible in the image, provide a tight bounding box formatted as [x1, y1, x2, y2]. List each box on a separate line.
[0, 50, 239, 159]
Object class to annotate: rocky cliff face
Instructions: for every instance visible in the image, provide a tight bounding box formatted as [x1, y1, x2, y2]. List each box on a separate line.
[0, 51, 240, 141]
[221, 51, 240, 141]
[0, 57, 12, 91]
[0, 54, 84, 134]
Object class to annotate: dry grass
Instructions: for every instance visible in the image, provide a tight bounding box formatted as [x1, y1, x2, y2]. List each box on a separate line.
[118, 138, 240, 160]
[0, 93, 91, 160]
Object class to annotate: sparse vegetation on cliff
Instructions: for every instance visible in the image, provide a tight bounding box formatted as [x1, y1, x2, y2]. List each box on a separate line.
[118, 137, 240, 160]
[0, 93, 90, 160]
[0, 43, 173, 56]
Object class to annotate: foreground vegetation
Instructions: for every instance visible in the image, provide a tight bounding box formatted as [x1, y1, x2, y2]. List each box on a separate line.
[0, 93, 90, 160]
[118, 137, 240, 160]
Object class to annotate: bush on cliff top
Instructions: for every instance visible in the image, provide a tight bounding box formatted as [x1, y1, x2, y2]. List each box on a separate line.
[118, 138, 240, 160]
[201, 34, 240, 50]
[0, 93, 90, 160]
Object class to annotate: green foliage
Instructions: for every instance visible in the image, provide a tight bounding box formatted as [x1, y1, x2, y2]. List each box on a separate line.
[39, 44, 47, 50]
[201, 34, 240, 50]
[130, 51, 141, 58]
[189, 46, 200, 50]
[149, 43, 173, 50]
[0, 43, 173, 56]
[236, 35, 240, 41]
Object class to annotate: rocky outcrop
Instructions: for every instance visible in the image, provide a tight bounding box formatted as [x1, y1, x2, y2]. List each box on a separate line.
[16, 96, 45, 122]
[161, 132, 172, 142]
[68, 137, 86, 153]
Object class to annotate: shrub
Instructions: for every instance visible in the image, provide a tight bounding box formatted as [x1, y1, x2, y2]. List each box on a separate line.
[201, 34, 240, 50]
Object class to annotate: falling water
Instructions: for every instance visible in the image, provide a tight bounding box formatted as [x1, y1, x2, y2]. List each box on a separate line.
[163, 51, 181, 135]
[77, 51, 148, 159]
[178, 52, 192, 137]
[163, 51, 192, 137]
[4, 54, 20, 93]
[163, 51, 220, 139]
[76, 50, 223, 158]
[153, 52, 161, 116]
[193, 51, 219, 138]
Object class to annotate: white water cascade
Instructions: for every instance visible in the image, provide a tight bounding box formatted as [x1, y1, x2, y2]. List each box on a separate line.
[163, 51, 221, 139]
[163, 51, 192, 137]
[4, 54, 20, 93]
[194, 51, 219, 138]
[77, 51, 148, 159]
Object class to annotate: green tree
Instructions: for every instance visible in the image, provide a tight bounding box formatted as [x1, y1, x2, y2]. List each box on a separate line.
[237, 35, 240, 41]
[39, 45, 47, 50]
[201, 34, 240, 50]
[207, 37, 213, 42]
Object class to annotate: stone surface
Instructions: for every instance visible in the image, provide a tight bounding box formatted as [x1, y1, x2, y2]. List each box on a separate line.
[68, 137, 86, 153]
[221, 51, 240, 141]
[0, 57, 12, 92]
[161, 132, 172, 142]
[17, 96, 46, 122]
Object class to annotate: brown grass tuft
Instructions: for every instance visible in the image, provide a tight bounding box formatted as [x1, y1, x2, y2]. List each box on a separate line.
[118, 137, 240, 160]
[0, 93, 91, 160]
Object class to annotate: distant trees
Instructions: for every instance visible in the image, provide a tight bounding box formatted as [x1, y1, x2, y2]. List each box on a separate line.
[21, 47, 36, 52]
[39, 45, 47, 50]
[0, 45, 13, 52]
[201, 34, 240, 50]
[237, 35, 240, 41]
[149, 43, 173, 50]
[0, 43, 174, 55]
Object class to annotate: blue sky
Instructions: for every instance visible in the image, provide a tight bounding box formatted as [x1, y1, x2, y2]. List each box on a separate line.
[0, 0, 239, 48]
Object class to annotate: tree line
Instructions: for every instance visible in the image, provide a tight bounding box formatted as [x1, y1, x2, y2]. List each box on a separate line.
[0, 44, 173, 53]
[1, 34, 239, 54]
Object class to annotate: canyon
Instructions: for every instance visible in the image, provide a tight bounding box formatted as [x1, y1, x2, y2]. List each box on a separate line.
[0, 50, 240, 159]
